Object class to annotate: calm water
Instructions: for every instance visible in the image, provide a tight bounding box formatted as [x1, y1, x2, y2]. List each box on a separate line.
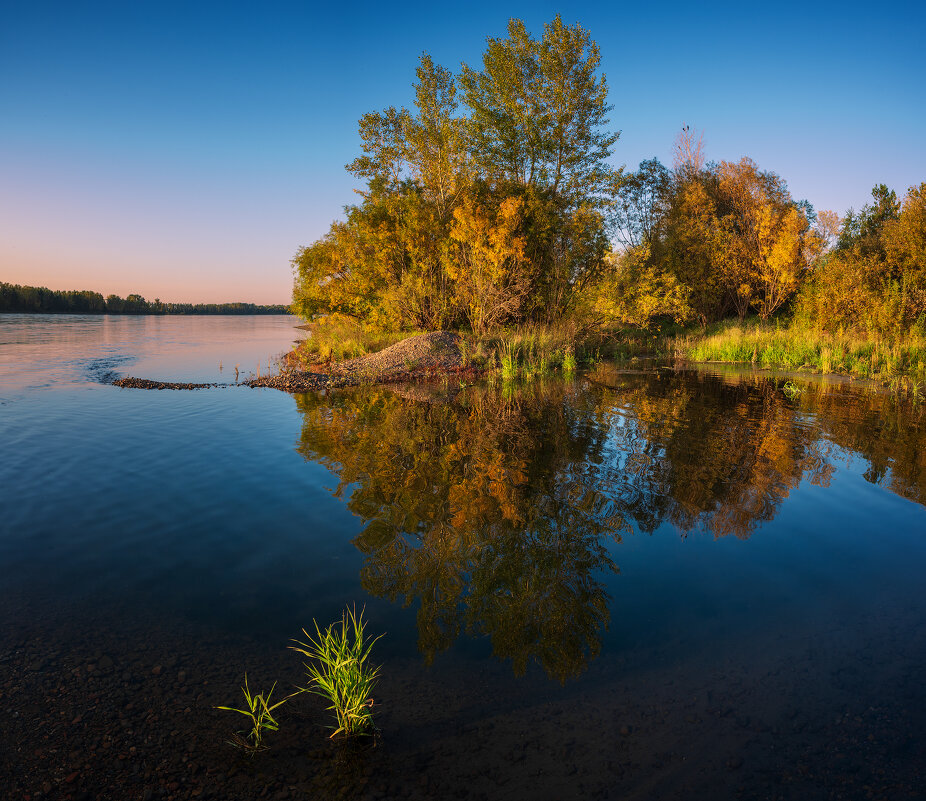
[1, 313, 925, 800]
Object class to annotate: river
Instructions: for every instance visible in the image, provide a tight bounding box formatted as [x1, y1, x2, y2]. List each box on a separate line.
[1, 313, 924, 799]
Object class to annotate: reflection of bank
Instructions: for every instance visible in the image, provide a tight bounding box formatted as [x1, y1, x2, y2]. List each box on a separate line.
[292, 370, 926, 680]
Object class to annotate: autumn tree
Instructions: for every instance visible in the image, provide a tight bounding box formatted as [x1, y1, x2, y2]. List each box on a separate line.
[591, 245, 690, 328]
[648, 154, 814, 324]
[458, 15, 619, 319]
[793, 182, 926, 336]
[659, 175, 726, 326]
[882, 183, 926, 282]
[293, 17, 620, 332]
[712, 158, 812, 320]
[448, 196, 532, 335]
[294, 52, 473, 329]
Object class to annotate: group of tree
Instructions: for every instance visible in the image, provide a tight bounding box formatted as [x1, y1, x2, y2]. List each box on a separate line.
[0, 283, 289, 315]
[600, 138, 834, 328]
[792, 182, 926, 336]
[293, 16, 617, 335]
[293, 15, 924, 340]
[604, 141, 925, 335]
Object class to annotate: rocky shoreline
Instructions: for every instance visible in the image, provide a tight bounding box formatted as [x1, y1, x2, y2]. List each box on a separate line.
[245, 364, 484, 393]
[112, 378, 228, 390]
[112, 331, 485, 394]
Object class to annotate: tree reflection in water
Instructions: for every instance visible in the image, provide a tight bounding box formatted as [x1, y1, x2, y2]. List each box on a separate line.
[294, 369, 925, 681]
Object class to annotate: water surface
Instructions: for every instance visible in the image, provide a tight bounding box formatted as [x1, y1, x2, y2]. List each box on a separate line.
[1, 314, 924, 800]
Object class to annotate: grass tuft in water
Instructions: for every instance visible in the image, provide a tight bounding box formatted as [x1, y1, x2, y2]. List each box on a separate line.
[291, 605, 383, 739]
[562, 346, 577, 373]
[215, 674, 287, 754]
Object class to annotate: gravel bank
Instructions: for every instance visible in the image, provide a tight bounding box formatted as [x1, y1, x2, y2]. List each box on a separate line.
[112, 378, 227, 390]
[248, 331, 480, 393]
[112, 332, 482, 394]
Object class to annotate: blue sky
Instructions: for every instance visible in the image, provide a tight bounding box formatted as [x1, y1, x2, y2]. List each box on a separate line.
[2, 0, 924, 303]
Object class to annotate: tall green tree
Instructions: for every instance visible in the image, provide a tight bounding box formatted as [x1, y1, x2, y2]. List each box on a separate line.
[610, 158, 672, 249]
[459, 15, 620, 205]
[837, 184, 901, 258]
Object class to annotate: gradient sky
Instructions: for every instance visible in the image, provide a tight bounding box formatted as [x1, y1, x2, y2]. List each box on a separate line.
[2, 1, 924, 304]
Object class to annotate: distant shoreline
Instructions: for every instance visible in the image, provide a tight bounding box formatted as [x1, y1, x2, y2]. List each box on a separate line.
[0, 310, 294, 316]
[1, 282, 290, 315]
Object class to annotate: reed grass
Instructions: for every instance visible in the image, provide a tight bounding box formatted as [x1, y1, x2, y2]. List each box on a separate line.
[290, 606, 383, 739]
[481, 322, 613, 379]
[676, 318, 926, 381]
[562, 346, 577, 373]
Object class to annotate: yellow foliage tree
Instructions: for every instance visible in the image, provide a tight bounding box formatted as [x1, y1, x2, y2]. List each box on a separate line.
[448, 197, 532, 335]
[754, 204, 806, 319]
[713, 158, 812, 320]
[661, 177, 726, 326]
[592, 245, 690, 328]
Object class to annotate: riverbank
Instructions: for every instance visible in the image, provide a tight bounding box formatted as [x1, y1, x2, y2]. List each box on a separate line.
[249, 330, 484, 392]
[110, 317, 926, 396]
[294, 318, 926, 388]
[664, 318, 926, 388]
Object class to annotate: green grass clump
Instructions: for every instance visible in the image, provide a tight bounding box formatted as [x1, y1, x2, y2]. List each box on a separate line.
[676, 317, 926, 380]
[216, 674, 288, 754]
[500, 340, 519, 379]
[483, 321, 609, 378]
[562, 346, 577, 372]
[291, 606, 383, 739]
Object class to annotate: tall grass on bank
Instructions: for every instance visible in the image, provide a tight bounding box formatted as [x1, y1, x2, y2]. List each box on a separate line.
[481, 323, 579, 378]
[479, 322, 651, 379]
[285, 316, 673, 379]
[679, 320, 926, 380]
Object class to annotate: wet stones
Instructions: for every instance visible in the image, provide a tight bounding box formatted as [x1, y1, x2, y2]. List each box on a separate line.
[112, 377, 222, 390]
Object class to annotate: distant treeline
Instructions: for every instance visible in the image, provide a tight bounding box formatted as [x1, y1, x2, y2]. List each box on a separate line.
[0, 283, 290, 315]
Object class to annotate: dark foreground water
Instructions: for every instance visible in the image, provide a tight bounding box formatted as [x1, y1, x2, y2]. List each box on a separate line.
[1, 314, 925, 800]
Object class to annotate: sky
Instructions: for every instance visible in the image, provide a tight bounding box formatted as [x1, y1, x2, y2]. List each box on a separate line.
[2, 1, 924, 305]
